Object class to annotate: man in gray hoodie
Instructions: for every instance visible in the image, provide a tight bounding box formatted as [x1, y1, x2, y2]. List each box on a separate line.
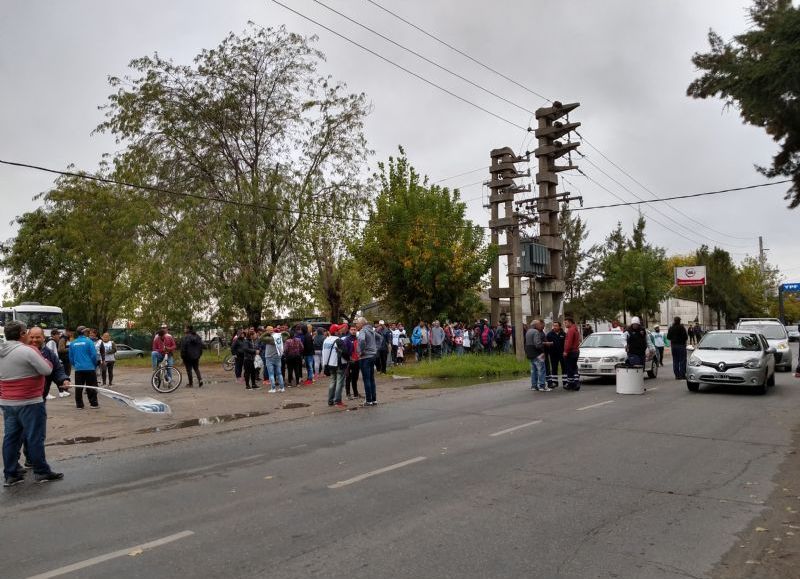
[356, 317, 378, 406]
[0, 321, 62, 486]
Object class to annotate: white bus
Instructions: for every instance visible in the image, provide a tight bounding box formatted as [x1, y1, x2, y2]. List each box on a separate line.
[0, 303, 66, 337]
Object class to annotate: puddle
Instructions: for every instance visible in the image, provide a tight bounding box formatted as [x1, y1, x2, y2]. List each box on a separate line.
[282, 402, 312, 409]
[134, 411, 270, 434]
[50, 435, 115, 446]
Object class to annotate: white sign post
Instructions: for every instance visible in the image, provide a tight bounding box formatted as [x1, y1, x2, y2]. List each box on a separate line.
[675, 266, 708, 329]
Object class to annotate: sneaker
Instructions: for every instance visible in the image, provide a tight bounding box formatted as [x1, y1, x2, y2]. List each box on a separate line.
[246, 386, 253, 390]
[347, 396, 354, 400]
[76, 405, 85, 409]
[46, 394, 56, 400]
[23, 461, 33, 470]
[335, 402, 347, 408]
[530, 386, 541, 391]
[252, 385, 262, 390]
[303, 379, 312, 386]
[268, 388, 277, 393]
[3, 474, 25, 487]
[541, 386, 552, 392]
[90, 405, 100, 409]
[185, 384, 193, 388]
[262, 380, 270, 386]
[279, 388, 285, 393]
[35, 472, 64, 483]
[198, 381, 204, 388]
[58, 391, 71, 398]
[328, 401, 334, 406]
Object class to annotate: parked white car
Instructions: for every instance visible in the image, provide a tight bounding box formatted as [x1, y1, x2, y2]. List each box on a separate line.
[578, 331, 659, 380]
[114, 344, 145, 360]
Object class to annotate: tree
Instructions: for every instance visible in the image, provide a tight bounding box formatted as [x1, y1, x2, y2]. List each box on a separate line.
[1, 173, 146, 330]
[353, 149, 494, 323]
[737, 255, 780, 317]
[313, 257, 373, 322]
[688, 0, 800, 207]
[584, 219, 671, 321]
[560, 202, 590, 301]
[98, 25, 370, 326]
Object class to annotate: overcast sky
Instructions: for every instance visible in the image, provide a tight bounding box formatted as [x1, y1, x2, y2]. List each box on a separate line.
[1, 0, 797, 288]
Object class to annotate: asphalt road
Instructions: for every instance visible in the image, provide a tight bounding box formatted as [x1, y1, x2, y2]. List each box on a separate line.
[4, 353, 800, 579]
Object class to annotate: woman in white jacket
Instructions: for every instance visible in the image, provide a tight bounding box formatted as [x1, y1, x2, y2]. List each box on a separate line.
[96, 332, 117, 386]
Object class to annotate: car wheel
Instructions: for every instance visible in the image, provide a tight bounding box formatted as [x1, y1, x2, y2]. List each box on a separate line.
[687, 381, 699, 392]
[754, 384, 767, 395]
[137, 353, 144, 358]
[647, 360, 658, 379]
[767, 371, 775, 387]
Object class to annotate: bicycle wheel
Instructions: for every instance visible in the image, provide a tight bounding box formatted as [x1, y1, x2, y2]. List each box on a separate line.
[223, 355, 235, 371]
[151, 366, 182, 393]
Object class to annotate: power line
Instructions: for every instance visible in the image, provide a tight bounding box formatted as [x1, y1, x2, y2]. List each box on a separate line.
[432, 165, 488, 184]
[571, 179, 791, 211]
[309, 0, 534, 116]
[362, 0, 551, 103]
[577, 131, 758, 241]
[578, 153, 754, 249]
[267, 0, 528, 131]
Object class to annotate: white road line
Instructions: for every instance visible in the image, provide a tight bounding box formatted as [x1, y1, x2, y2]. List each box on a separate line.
[576, 400, 615, 411]
[27, 531, 195, 579]
[647, 387, 658, 392]
[328, 456, 427, 489]
[489, 420, 543, 437]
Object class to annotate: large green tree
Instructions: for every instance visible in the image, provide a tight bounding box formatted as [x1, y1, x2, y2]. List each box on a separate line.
[353, 149, 494, 323]
[1, 173, 147, 330]
[98, 25, 370, 326]
[688, 0, 800, 206]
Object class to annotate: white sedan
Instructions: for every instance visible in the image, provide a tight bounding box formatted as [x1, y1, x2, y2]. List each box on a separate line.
[578, 331, 659, 379]
[114, 344, 146, 360]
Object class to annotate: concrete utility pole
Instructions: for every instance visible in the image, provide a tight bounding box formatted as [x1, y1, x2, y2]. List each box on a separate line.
[532, 101, 581, 323]
[488, 147, 530, 360]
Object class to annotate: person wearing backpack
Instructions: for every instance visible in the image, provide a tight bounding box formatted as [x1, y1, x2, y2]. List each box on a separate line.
[322, 324, 349, 408]
[283, 333, 304, 387]
[342, 324, 361, 400]
[180, 325, 204, 388]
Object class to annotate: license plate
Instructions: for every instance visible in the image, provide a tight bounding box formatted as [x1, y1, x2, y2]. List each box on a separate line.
[581, 364, 594, 370]
[714, 373, 731, 380]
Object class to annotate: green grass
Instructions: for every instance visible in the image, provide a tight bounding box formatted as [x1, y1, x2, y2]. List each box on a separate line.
[390, 354, 530, 380]
[114, 353, 229, 368]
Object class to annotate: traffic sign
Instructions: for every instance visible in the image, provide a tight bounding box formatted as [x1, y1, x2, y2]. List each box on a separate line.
[781, 283, 800, 292]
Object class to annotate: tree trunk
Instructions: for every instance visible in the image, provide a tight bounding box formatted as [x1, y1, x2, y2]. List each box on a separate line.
[246, 307, 262, 328]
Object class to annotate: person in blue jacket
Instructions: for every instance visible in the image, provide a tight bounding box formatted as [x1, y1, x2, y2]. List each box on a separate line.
[68, 326, 99, 409]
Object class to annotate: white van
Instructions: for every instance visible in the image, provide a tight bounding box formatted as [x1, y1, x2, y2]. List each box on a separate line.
[0, 302, 65, 337]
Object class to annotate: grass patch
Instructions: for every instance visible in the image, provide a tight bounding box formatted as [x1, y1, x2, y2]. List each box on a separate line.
[390, 354, 530, 380]
[114, 353, 229, 369]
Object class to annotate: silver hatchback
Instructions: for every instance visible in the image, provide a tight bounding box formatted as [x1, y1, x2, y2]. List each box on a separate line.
[687, 330, 776, 394]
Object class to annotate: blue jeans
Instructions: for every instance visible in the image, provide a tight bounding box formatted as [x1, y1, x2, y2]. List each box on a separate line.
[2, 403, 52, 477]
[265, 356, 285, 389]
[151, 352, 174, 380]
[530, 357, 546, 389]
[304, 355, 315, 381]
[328, 365, 346, 404]
[672, 345, 687, 378]
[360, 357, 377, 403]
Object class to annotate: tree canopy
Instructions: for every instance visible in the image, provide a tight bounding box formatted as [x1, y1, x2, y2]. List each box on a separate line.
[353, 148, 494, 323]
[688, 0, 800, 207]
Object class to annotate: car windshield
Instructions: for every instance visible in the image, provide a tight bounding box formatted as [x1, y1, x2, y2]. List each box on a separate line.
[699, 333, 761, 351]
[738, 323, 786, 340]
[581, 334, 625, 348]
[15, 311, 65, 329]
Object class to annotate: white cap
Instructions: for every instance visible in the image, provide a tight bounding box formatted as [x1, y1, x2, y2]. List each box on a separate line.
[378, 320, 385, 325]
[631, 316, 641, 325]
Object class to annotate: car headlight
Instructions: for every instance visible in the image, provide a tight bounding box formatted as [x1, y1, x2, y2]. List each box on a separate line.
[777, 342, 789, 350]
[689, 356, 702, 367]
[744, 358, 764, 369]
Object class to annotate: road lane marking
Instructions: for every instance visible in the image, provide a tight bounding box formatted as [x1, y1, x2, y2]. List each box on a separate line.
[489, 420, 543, 437]
[647, 387, 658, 391]
[27, 530, 195, 579]
[328, 456, 427, 489]
[576, 400, 615, 411]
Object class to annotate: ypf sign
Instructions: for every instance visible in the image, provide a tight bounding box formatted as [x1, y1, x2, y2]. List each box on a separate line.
[675, 266, 707, 287]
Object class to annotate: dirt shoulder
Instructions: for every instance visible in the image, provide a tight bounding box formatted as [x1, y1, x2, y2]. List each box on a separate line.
[37, 363, 453, 462]
[713, 426, 800, 578]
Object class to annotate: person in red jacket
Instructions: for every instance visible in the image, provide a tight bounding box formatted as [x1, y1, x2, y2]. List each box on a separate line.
[563, 317, 582, 391]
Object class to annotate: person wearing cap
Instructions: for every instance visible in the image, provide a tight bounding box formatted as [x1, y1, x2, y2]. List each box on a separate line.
[563, 317, 582, 391]
[625, 316, 648, 367]
[152, 325, 177, 382]
[69, 326, 99, 409]
[321, 324, 348, 408]
[652, 326, 666, 367]
[259, 325, 285, 393]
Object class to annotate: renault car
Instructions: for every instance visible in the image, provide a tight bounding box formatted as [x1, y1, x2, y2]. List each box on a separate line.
[686, 330, 776, 394]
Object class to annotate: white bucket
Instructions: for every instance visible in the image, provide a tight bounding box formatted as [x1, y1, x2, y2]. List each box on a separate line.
[616, 366, 645, 395]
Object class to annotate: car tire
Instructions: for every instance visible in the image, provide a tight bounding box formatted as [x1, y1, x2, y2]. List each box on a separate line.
[754, 383, 767, 395]
[137, 353, 144, 358]
[687, 381, 699, 392]
[767, 371, 775, 387]
[647, 360, 658, 379]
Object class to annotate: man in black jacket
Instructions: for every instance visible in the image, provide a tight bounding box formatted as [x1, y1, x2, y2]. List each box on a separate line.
[625, 317, 648, 366]
[667, 316, 689, 379]
[545, 322, 566, 389]
[180, 326, 204, 388]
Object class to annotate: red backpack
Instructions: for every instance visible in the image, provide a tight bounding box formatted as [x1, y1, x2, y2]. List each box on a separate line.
[284, 337, 303, 357]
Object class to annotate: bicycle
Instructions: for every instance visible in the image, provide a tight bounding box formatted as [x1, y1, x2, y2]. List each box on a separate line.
[222, 354, 236, 371]
[151, 356, 183, 393]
